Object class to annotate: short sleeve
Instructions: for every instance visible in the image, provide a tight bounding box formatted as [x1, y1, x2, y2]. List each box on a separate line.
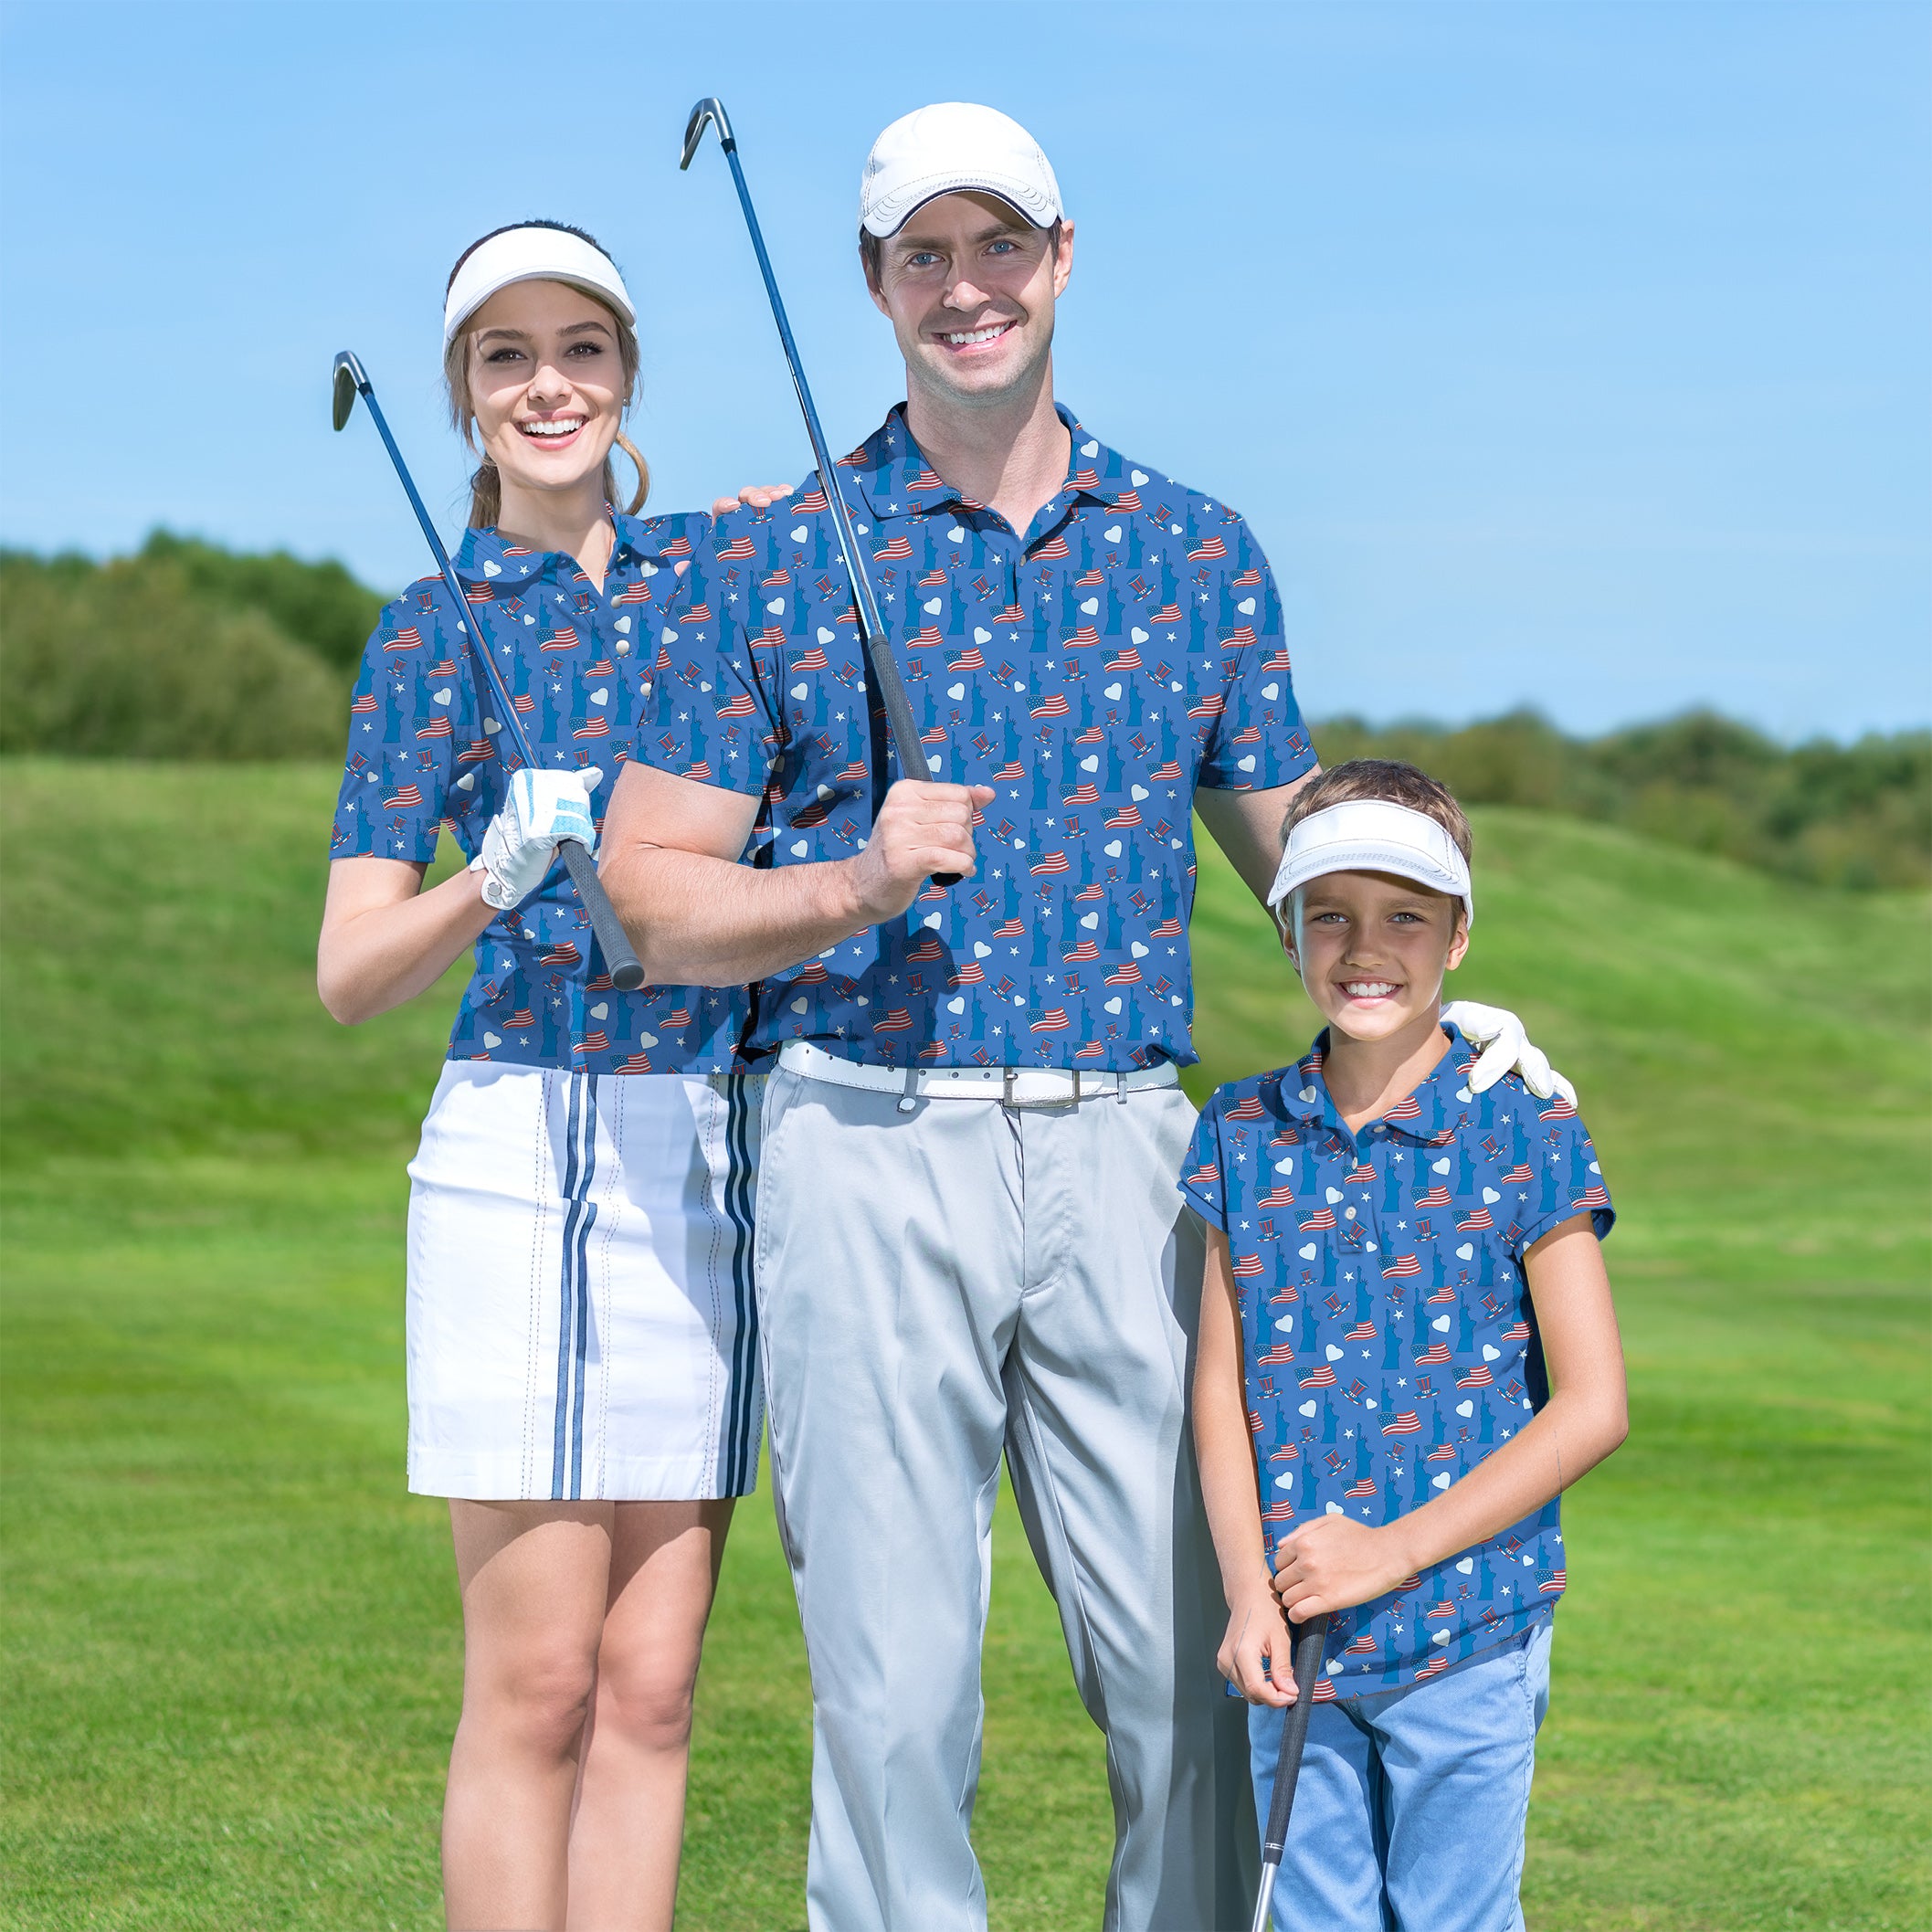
[636, 521, 776, 798]
[330, 589, 461, 864]
[1514, 1103, 1615, 1253]
[1198, 523, 1317, 793]
[1177, 1093, 1231, 1229]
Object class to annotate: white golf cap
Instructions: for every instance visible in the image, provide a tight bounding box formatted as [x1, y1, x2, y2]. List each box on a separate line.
[444, 225, 636, 347]
[1267, 799, 1475, 927]
[859, 102, 1063, 239]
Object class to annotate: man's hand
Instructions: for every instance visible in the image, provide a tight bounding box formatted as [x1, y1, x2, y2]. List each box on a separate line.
[1218, 1584, 1298, 1707]
[1271, 1515, 1411, 1623]
[1441, 1000, 1577, 1103]
[842, 779, 994, 923]
[709, 483, 795, 516]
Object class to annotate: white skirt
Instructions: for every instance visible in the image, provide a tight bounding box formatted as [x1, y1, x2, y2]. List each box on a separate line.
[405, 1063, 763, 1501]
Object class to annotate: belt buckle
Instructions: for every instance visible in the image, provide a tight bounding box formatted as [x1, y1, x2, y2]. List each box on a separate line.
[1003, 1067, 1082, 1110]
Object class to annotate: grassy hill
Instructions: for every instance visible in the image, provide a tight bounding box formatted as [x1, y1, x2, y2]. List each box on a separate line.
[2, 760, 1927, 1929]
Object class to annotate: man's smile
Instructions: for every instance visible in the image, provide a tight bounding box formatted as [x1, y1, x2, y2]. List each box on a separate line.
[934, 320, 1018, 352]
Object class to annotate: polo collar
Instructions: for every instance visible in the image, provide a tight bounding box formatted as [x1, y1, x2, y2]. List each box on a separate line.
[850, 402, 1142, 523]
[1275, 1024, 1480, 1145]
[452, 510, 659, 587]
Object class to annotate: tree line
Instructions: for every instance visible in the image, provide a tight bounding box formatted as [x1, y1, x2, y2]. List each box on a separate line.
[2, 535, 1924, 890]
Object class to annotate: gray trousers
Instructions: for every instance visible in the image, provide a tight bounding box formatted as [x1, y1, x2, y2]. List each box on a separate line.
[755, 1066, 1255, 1932]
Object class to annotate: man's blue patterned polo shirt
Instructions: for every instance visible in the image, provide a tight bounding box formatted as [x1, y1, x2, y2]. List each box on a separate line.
[1179, 1025, 1614, 1696]
[638, 405, 1316, 1070]
[330, 513, 749, 1074]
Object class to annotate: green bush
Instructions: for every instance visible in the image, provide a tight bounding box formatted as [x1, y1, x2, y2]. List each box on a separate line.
[0, 550, 343, 760]
[1314, 708, 1930, 891]
[136, 530, 385, 672]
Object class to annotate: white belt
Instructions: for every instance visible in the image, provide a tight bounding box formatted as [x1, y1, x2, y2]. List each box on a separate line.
[776, 1038, 1179, 1109]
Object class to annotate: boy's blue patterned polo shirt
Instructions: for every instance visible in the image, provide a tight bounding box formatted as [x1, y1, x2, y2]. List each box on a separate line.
[1179, 1025, 1614, 1697]
[330, 512, 749, 1075]
[637, 404, 1317, 1071]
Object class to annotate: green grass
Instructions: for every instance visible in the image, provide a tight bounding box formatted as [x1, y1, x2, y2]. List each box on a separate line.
[3, 759, 1927, 1928]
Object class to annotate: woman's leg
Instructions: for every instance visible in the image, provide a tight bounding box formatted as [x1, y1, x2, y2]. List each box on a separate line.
[443, 1500, 616, 1932]
[565, 1497, 734, 1932]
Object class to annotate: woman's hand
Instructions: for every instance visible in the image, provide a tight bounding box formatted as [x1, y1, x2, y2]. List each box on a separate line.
[473, 768, 597, 910]
[709, 483, 794, 516]
[1219, 1583, 1298, 1706]
[1272, 1515, 1413, 1623]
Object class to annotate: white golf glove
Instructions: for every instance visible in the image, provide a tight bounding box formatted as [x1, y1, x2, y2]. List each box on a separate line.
[471, 768, 597, 911]
[1441, 1000, 1577, 1105]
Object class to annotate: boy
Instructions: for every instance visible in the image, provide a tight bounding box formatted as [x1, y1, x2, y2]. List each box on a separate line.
[1182, 760, 1629, 1931]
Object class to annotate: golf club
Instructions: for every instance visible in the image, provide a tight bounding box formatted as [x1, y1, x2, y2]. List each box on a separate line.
[680, 96, 961, 890]
[1248, 1610, 1330, 1932]
[330, 351, 646, 993]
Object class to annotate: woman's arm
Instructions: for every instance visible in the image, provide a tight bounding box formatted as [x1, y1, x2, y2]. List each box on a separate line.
[1272, 1217, 1629, 1621]
[317, 854, 496, 1026]
[1193, 1228, 1295, 1705]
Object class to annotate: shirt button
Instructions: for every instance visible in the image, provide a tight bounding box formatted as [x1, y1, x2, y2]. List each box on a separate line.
[1013, 681, 1025, 692]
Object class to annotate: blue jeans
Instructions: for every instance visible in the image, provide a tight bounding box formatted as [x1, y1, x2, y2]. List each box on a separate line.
[1251, 1619, 1553, 1932]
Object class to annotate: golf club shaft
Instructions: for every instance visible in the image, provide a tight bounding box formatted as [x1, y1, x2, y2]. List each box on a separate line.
[708, 143, 921, 767]
[684, 100, 960, 888]
[1248, 1610, 1330, 1932]
[338, 363, 645, 992]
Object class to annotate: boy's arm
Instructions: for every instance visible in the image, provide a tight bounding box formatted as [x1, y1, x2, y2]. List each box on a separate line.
[1193, 1228, 1295, 1706]
[1272, 1217, 1629, 1621]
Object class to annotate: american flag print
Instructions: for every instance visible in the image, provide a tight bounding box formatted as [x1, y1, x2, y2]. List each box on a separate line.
[638, 404, 1314, 1072]
[1178, 1022, 1614, 1694]
[329, 512, 752, 1075]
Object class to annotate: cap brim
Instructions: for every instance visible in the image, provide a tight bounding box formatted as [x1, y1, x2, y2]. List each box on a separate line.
[861, 175, 1060, 238]
[444, 270, 636, 346]
[1268, 844, 1473, 924]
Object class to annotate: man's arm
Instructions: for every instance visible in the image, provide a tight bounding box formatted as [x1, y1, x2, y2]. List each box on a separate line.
[598, 762, 993, 987]
[1195, 774, 1319, 912]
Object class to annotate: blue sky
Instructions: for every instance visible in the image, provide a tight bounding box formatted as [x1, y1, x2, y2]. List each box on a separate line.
[2, 0, 1925, 739]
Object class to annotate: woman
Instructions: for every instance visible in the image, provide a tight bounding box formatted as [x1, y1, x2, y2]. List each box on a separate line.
[319, 221, 765, 1932]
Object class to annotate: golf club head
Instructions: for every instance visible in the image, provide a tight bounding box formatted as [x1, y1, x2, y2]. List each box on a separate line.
[331, 351, 368, 432]
[680, 96, 734, 169]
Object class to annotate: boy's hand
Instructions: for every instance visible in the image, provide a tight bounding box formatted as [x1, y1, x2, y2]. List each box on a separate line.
[1218, 1584, 1298, 1706]
[1272, 1515, 1411, 1621]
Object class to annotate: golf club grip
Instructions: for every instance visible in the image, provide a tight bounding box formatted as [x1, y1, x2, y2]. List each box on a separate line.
[867, 649, 963, 890]
[559, 840, 646, 993]
[1261, 1611, 1330, 1860]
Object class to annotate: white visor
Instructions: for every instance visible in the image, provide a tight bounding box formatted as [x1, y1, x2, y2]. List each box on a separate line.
[444, 227, 635, 347]
[859, 102, 1063, 239]
[1267, 799, 1474, 927]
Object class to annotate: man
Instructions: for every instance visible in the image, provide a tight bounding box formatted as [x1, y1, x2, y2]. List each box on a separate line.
[602, 103, 1557, 1931]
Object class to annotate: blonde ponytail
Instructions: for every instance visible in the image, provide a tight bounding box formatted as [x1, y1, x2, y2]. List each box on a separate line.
[610, 431, 650, 516]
